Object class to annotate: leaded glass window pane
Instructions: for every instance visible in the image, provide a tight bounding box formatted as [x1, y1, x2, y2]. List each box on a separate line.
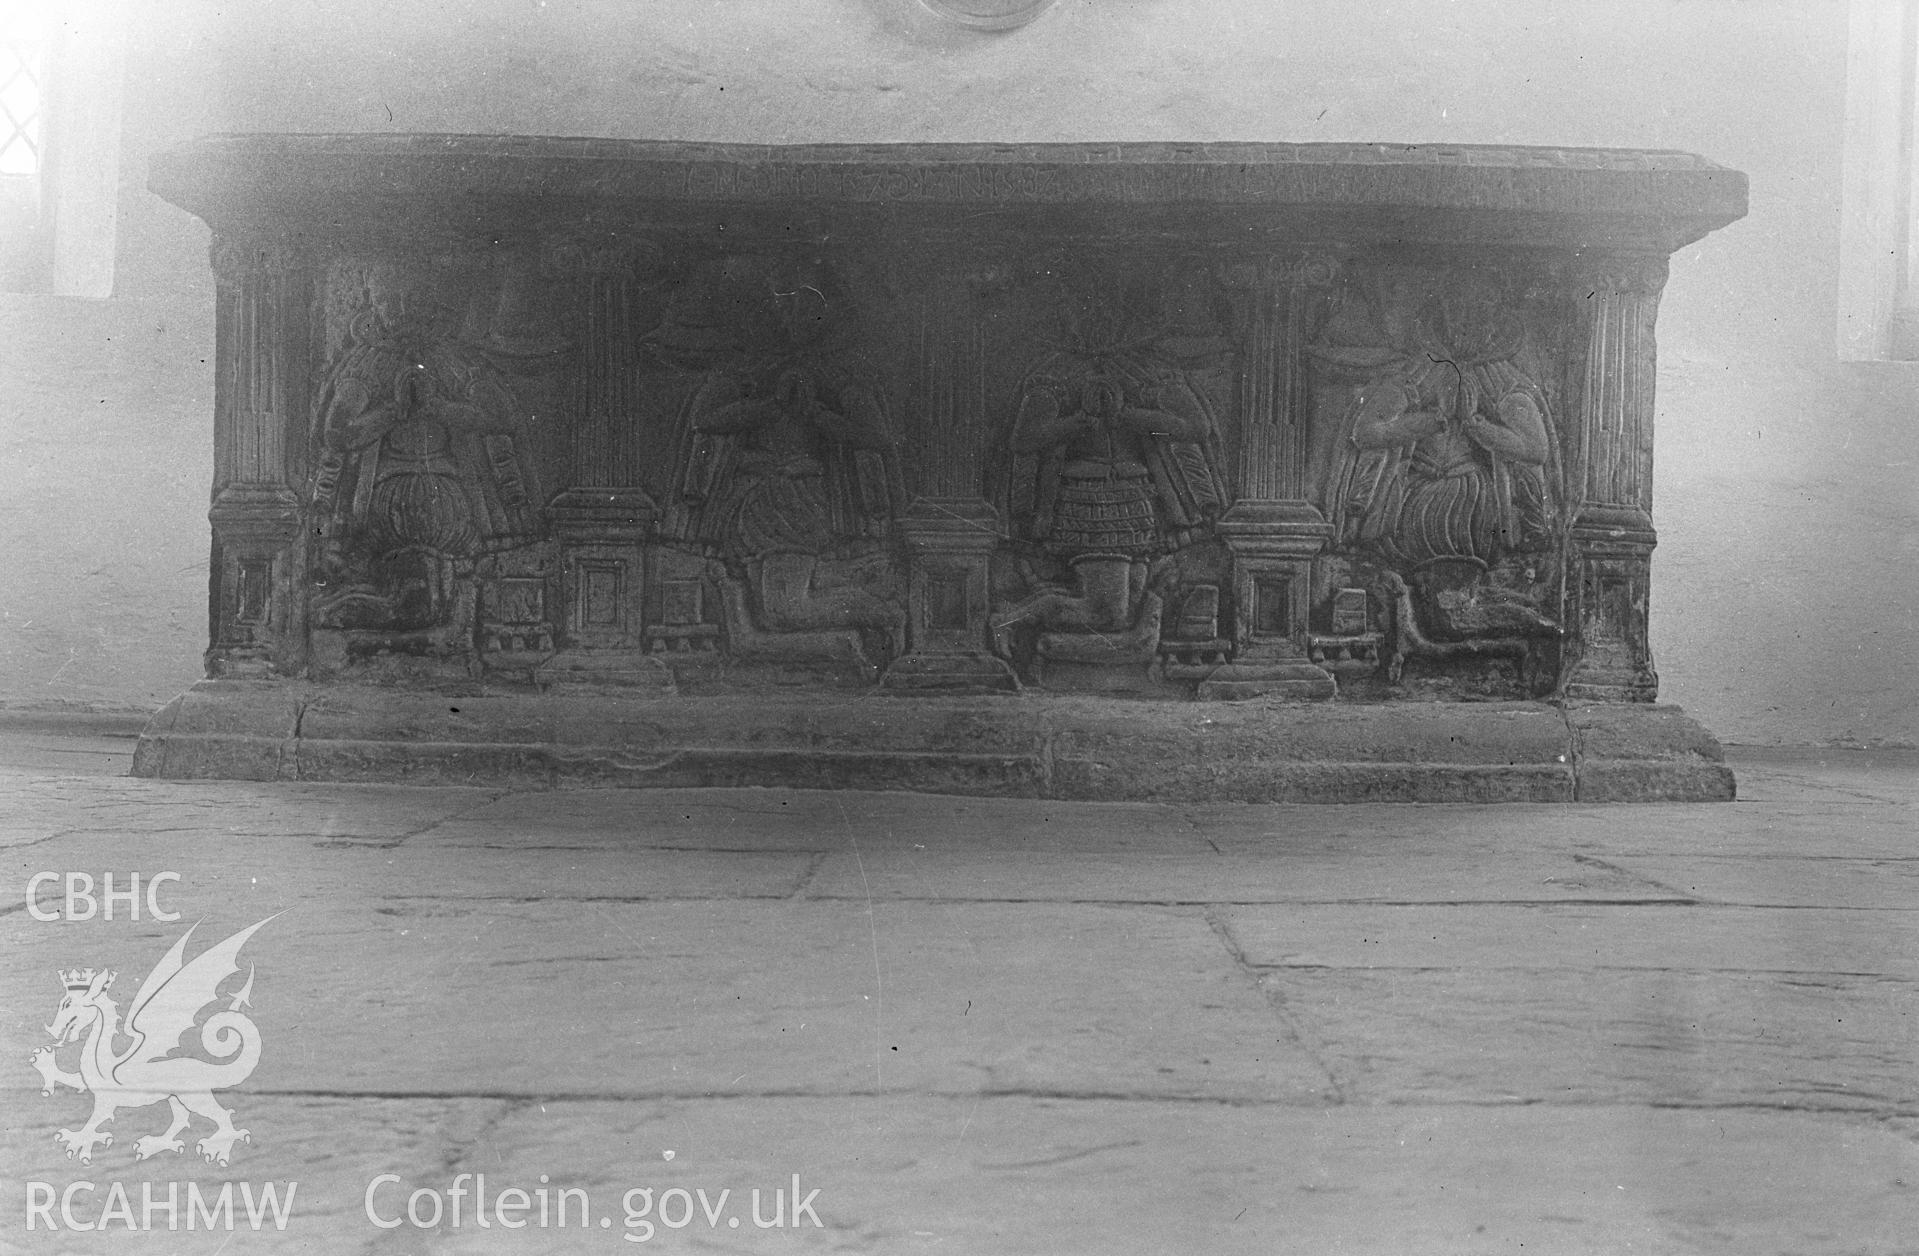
[0, 2, 55, 177]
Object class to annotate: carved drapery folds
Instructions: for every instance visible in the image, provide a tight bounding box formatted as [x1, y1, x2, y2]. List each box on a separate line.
[304, 255, 558, 679]
[647, 253, 907, 679]
[985, 258, 1233, 691]
[159, 139, 1742, 704]
[1306, 263, 1567, 696]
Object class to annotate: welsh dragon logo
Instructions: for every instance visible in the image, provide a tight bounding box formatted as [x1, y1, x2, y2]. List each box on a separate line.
[29, 917, 277, 1166]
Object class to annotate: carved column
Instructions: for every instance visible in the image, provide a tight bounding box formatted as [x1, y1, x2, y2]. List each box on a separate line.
[881, 259, 1017, 692]
[206, 232, 312, 678]
[1565, 254, 1668, 701]
[538, 239, 667, 688]
[1200, 254, 1338, 701]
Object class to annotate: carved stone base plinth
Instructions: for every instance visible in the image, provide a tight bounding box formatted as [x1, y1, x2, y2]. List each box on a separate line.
[1196, 660, 1338, 703]
[534, 652, 675, 691]
[879, 652, 1018, 694]
[132, 681, 1734, 803]
[665, 657, 888, 693]
[1035, 661, 1187, 698]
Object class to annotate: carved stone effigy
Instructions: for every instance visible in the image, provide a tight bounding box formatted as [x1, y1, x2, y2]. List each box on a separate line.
[136, 136, 1747, 801]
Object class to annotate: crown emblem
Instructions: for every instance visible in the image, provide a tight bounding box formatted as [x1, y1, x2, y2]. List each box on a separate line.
[59, 968, 112, 991]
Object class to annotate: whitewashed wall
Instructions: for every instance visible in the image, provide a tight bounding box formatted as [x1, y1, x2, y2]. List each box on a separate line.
[3, 0, 1911, 745]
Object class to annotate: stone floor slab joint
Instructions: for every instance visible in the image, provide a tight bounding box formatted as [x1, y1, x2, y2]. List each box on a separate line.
[1205, 908, 1350, 1103]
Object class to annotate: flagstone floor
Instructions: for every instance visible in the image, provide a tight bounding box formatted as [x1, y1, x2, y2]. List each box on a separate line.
[1, 730, 1914, 1255]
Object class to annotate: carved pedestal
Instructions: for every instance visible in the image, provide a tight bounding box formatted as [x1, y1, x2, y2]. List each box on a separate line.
[137, 136, 1748, 801]
[206, 484, 301, 678]
[537, 488, 666, 689]
[1199, 503, 1335, 701]
[882, 500, 1018, 693]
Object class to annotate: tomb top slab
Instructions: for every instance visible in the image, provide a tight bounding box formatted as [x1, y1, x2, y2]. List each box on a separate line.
[151, 134, 1746, 252]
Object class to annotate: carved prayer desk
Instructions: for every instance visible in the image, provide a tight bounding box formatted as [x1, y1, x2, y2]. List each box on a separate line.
[137, 136, 1747, 801]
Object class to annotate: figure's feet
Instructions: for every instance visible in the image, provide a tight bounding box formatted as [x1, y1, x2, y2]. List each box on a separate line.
[135, 1134, 186, 1160]
[1429, 592, 1562, 640]
[55, 1127, 112, 1164]
[198, 1128, 250, 1166]
[989, 616, 1028, 666]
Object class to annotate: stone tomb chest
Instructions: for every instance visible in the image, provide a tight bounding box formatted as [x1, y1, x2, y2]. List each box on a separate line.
[136, 136, 1747, 801]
